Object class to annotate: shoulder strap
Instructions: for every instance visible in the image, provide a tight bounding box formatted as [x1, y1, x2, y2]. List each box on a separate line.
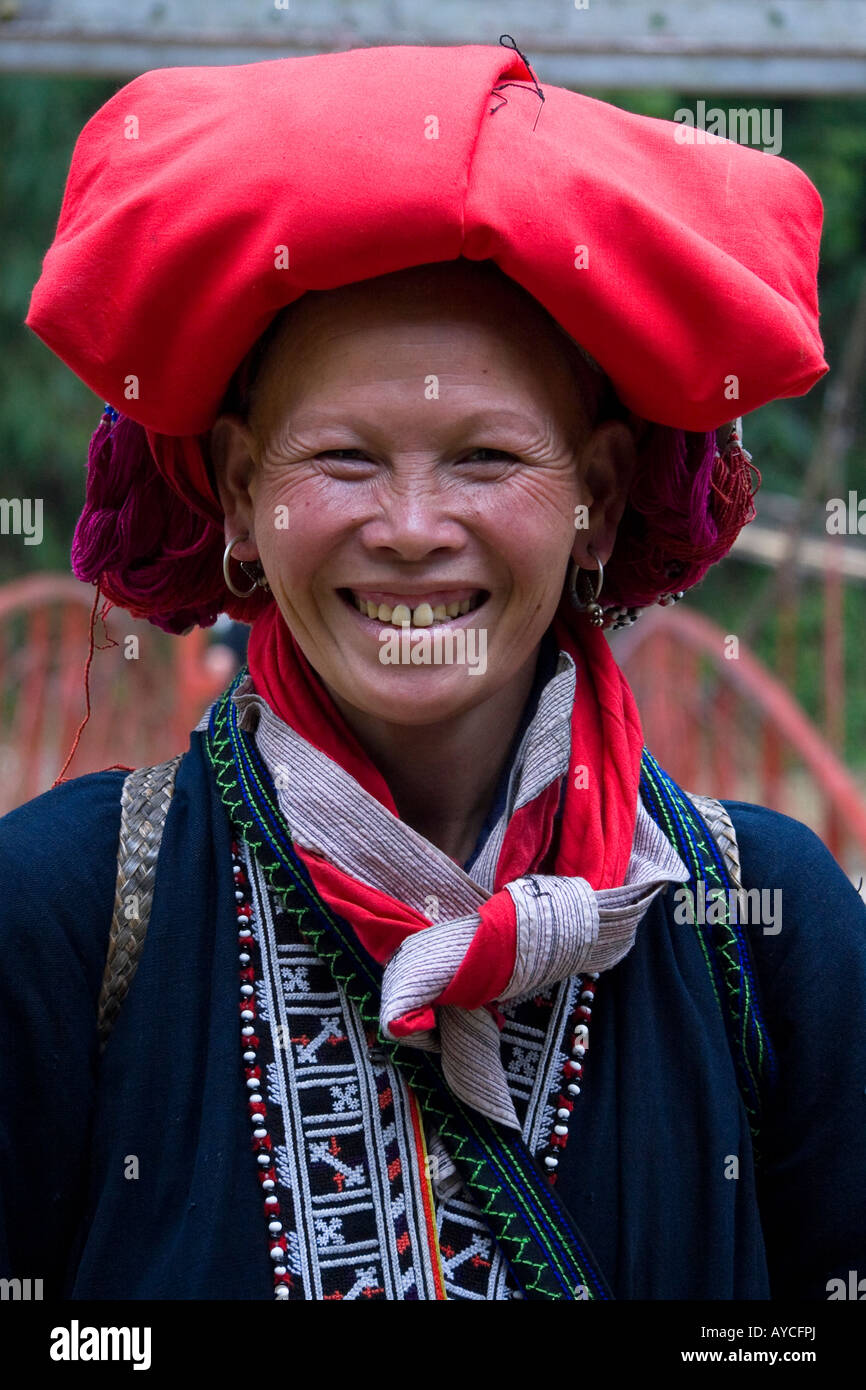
[639, 748, 777, 1161]
[682, 790, 743, 892]
[97, 754, 183, 1053]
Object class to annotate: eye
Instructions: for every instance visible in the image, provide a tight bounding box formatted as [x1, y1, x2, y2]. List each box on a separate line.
[313, 448, 378, 476]
[315, 449, 371, 460]
[459, 449, 519, 463]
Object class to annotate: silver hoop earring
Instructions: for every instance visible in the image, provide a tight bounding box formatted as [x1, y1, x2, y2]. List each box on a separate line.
[568, 547, 605, 627]
[223, 535, 270, 598]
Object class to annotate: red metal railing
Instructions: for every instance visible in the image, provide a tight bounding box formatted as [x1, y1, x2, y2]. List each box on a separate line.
[0, 575, 232, 815]
[614, 605, 866, 872]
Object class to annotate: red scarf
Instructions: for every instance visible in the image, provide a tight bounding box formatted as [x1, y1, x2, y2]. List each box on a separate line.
[246, 598, 645, 1019]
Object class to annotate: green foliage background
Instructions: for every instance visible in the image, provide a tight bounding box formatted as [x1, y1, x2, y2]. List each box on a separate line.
[1, 75, 864, 767]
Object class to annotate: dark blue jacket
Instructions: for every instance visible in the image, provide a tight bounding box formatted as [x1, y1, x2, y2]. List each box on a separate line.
[1, 729, 864, 1300]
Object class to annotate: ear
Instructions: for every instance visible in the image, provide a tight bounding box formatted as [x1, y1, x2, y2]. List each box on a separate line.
[572, 420, 637, 569]
[209, 412, 260, 563]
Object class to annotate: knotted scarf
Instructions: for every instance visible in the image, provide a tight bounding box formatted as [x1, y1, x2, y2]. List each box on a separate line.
[239, 597, 689, 1127]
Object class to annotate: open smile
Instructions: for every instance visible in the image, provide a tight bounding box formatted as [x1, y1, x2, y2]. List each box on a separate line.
[337, 587, 489, 630]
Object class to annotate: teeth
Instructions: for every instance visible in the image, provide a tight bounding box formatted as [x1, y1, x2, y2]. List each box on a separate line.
[349, 590, 483, 627]
[413, 603, 434, 628]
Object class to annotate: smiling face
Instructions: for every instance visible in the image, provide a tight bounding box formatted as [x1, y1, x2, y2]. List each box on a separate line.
[210, 259, 636, 728]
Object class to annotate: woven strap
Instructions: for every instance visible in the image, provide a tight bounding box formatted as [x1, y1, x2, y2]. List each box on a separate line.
[97, 755, 183, 1053]
[641, 749, 776, 1159]
[683, 791, 743, 889]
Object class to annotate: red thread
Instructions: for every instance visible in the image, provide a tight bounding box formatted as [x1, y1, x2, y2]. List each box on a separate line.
[52, 583, 131, 787]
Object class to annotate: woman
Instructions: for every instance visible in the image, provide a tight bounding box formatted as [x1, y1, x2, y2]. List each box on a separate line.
[3, 41, 865, 1301]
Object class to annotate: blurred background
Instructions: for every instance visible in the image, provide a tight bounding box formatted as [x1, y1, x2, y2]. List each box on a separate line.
[1, 1, 865, 886]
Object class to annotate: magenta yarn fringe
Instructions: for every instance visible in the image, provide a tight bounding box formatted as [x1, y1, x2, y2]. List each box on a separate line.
[604, 425, 757, 608]
[72, 412, 227, 634]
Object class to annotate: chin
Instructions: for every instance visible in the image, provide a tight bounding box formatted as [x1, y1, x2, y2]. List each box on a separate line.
[338, 669, 494, 726]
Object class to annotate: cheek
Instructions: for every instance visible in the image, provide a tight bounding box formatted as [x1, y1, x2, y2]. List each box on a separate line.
[252, 474, 348, 574]
[474, 476, 581, 574]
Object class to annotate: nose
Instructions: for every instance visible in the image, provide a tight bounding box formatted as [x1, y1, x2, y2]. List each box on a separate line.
[360, 471, 467, 561]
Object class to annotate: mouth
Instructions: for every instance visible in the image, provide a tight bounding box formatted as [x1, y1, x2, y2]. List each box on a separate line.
[337, 587, 489, 630]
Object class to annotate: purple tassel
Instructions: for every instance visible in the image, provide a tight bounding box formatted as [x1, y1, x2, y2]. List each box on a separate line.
[72, 411, 227, 634]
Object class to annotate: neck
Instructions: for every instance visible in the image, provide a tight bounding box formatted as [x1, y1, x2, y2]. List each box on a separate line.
[324, 651, 541, 864]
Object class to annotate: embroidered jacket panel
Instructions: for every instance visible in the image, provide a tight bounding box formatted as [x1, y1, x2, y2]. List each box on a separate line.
[0, 732, 865, 1299]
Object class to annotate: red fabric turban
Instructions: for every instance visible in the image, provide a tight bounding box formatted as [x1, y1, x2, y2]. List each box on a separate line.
[26, 42, 826, 439]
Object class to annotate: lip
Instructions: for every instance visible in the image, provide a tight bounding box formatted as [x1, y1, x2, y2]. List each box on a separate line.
[338, 587, 490, 633]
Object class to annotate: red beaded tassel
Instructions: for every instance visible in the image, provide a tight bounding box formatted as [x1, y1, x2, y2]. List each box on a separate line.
[541, 973, 598, 1184]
